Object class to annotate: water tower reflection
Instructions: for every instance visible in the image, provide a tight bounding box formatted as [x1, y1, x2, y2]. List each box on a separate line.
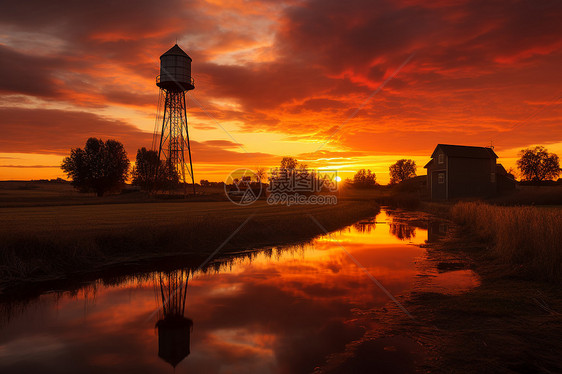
[155, 268, 193, 368]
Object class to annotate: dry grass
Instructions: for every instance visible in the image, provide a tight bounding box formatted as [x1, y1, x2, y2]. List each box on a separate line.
[489, 185, 562, 206]
[0, 200, 379, 289]
[0, 181, 228, 207]
[452, 202, 562, 282]
[393, 227, 562, 373]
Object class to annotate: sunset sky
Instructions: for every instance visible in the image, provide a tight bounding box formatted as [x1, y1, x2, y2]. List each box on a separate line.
[1, 0, 561, 183]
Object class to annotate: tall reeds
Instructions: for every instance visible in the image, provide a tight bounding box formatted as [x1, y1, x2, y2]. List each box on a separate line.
[452, 202, 562, 282]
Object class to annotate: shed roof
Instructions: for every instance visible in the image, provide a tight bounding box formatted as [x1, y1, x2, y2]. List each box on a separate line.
[431, 144, 497, 159]
[497, 163, 506, 174]
[161, 44, 192, 60]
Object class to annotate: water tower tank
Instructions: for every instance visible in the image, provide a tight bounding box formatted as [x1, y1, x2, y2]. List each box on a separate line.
[156, 44, 194, 91]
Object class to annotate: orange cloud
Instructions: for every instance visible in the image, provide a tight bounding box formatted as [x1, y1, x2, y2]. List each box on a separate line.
[1, 0, 562, 182]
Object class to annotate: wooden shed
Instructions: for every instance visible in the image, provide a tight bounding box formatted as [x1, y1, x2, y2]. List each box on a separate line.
[424, 144, 499, 200]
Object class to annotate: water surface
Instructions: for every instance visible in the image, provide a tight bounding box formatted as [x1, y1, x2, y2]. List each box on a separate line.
[0, 209, 478, 373]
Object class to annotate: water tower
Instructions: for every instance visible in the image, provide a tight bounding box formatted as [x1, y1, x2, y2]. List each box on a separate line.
[153, 44, 195, 193]
[155, 268, 194, 368]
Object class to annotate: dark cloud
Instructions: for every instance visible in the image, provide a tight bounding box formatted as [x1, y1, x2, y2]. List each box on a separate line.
[0, 45, 63, 97]
[0, 107, 151, 155]
[0, 0, 191, 39]
[288, 98, 348, 114]
[102, 90, 156, 107]
[0, 107, 276, 167]
[190, 141, 275, 165]
[198, 61, 337, 110]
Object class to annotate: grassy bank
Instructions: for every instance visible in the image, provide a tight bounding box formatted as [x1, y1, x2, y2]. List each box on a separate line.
[364, 208, 562, 373]
[452, 202, 562, 282]
[0, 200, 379, 292]
[397, 231, 562, 373]
[489, 185, 562, 206]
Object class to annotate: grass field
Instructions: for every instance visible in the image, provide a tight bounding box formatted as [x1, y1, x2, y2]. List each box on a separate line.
[0, 181, 227, 207]
[489, 185, 562, 205]
[452, 202, 562, 282]
[0, 182, 379, 291]
[0, 200, 368, 237]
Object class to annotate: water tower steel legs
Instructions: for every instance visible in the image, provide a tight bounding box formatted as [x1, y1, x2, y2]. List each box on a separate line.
[183, 93, 195, 195]
[156, 89, 195, 194]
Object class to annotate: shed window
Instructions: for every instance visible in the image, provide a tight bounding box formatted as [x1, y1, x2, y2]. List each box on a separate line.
[438, 173, 445, 184]
[491, 173, 496, 183]
[438, 154, 444, 164]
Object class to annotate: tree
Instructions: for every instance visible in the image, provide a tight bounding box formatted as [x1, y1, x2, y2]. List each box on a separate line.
[280, 157, 299, 170]
[269, 157, 316, 193]
[389, 159, 417, 184]
[61, 137, 130, 196]
[132, 147, 181, 191]
[132, 147, 159, 191]
[255, 167, 267, 183]
[352, 169, 377, 187]
[156, 159, 180, 191]
[517, 146, 561, 181]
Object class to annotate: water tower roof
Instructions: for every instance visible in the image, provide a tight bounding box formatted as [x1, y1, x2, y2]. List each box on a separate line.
[161, 44, 192, 60]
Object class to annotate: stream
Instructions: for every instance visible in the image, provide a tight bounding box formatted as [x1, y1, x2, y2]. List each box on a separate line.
[0, 209, 479, 373]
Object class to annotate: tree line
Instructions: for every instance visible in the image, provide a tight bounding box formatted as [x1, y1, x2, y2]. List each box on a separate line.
[349, 158, 417, 188]
[61, 138, 183, 196]
[349, 147, 561, 188]
[60, 138, 561, 196]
